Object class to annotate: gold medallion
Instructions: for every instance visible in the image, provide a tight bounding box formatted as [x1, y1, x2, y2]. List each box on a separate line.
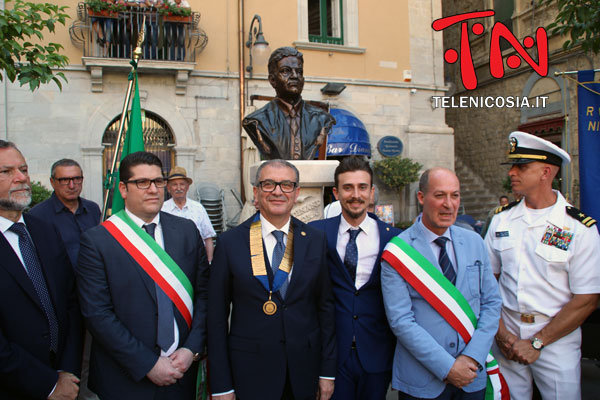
[263, 291, 277, 315]
[263, 300, 277, 315]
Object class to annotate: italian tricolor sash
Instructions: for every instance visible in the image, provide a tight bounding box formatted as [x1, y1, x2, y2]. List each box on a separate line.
[102, 210, 194, 328]
[382, 236, 509, 400]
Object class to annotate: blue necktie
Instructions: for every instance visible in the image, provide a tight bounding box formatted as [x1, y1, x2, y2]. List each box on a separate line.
[344, 228, 361, 283]
[271, 230, 288, 298]
[9, 222, 59, 353]
[143, 223, 174, 352]
[434, 236, 456, 285]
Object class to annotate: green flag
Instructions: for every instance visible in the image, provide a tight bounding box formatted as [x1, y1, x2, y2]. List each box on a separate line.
[111, 71, 145, 214]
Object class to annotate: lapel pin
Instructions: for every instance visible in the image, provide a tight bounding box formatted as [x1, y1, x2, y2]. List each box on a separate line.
[301, 231, 306, 236]
[386, 227, 390, 231]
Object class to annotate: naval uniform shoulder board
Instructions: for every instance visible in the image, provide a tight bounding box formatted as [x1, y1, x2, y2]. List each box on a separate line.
[566, 206, 597, 227]
[494, 200, 520, 215]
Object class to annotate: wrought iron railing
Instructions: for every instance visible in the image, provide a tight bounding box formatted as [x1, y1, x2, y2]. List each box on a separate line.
[70, 2, 208, 62]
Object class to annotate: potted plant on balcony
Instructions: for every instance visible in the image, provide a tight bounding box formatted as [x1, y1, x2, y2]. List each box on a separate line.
[85, 0, 123, 18]
[158, 1, 192, 23]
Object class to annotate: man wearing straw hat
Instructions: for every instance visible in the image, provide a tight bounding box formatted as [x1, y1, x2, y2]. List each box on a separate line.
[162, 166, 216, 262]
[485, 131, 600, 399]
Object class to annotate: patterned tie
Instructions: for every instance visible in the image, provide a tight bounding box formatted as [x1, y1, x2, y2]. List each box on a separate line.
[9, 222, 59, 352]
[434, 236, 456, 285]
[271, 230, 288, 298]
[143, 223, 174, 351]
[344, 228, 362, 283]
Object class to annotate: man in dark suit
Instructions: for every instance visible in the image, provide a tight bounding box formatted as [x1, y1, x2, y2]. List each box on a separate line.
[208, 159, 336, 400]
[76, 152, 209, 399]
[309, 156, 400, 400]
[0, 140, 82, 399]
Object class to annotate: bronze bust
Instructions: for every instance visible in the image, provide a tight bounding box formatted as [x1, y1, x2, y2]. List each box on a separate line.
[242, 47, 335, 160]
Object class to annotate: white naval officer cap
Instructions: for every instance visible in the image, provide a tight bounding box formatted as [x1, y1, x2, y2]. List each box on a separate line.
[502, 131, 571, 166]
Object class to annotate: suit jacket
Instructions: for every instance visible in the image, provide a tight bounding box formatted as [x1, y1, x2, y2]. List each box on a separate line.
[381, 222, 501, 398]
[309, 213, 400, 373]
[0, 214, 82, 399]
[242, 99, 335, 160]
[208, 214, 336, 400]
[76, 211, 209, 400]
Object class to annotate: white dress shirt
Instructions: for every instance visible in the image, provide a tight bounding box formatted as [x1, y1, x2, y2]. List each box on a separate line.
[125, 208, 179, 356]
[336, 214, 380, 289]
[0, 214, 27, 270]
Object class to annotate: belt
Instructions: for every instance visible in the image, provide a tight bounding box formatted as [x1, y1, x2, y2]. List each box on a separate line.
[504, 308, 551, 324]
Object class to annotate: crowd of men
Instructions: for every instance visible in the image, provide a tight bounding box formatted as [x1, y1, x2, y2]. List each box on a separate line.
[0, 129, 599, 400]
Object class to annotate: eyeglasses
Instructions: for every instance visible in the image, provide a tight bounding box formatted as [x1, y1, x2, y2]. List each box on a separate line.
[257, 179, 297, 193]
[124, 178, 167, 189]
[53, 176, 83, 185]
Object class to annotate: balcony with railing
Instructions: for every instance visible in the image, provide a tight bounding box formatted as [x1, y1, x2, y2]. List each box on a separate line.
[69, 2, 208, 94]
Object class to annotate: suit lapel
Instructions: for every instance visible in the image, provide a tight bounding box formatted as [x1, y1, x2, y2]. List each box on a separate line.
[24, 215, 60, 307]
[0, 227, 42, 308]
[326, 215, 355, 285]
[450, 226, 466, 287]
[286, 217, 307, 299]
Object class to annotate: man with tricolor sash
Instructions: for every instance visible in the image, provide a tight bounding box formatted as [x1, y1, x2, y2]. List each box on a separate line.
[381, 168, 503, 400]
[76, 152, 209, 399]
[485, 131, 600, 400]
[208, 159, 336, 400]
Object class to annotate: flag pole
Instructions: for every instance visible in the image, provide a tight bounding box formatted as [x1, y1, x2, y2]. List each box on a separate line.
[101, 17, 147, 221]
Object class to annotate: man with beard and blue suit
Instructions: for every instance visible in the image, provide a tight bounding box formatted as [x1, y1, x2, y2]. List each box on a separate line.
[381, 168, 502, 400]
[208, 159, 336, 400]
[76, 152, 209, 400]
[309, 156, 400, 400]
[0, 141, 82, 399]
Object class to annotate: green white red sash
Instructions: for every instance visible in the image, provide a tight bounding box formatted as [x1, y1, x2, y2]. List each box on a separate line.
[382, 236, 509, 400]
[103, 210, 194, 327]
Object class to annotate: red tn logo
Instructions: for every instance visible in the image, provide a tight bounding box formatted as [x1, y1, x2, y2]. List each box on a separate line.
[432, 10, 549, 90]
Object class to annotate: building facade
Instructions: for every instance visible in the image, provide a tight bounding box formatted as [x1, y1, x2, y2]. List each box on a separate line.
[1, 0, 452, 223]
[442, 0, 599, 217]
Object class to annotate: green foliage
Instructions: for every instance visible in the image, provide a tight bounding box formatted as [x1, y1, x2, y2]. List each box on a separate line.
[29, 180, 52, 208]
[373, 156, 422, 194]
[85, 0, 125, 13]
[0, 0, 70, 91]
[540, 0, 600, 54]
[157, 1, 192, 17]
[502, 176, 512, 193]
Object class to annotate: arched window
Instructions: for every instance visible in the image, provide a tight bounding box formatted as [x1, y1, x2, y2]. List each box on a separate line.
[101, 111, 175, 208]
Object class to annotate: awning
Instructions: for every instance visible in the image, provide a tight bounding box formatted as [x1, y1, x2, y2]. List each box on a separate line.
[326, 108, 371, 157]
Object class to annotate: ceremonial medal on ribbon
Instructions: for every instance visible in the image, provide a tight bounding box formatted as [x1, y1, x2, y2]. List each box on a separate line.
[249, 214, 294, 315]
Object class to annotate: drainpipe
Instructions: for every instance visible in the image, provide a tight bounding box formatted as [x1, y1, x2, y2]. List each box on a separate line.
[238, 0, 246, 202]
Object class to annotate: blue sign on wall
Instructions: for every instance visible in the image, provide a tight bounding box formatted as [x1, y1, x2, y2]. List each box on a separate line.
[377, 136, 403, 157]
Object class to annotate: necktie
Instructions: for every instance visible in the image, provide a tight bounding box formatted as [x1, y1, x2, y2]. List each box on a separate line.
[143, 223, 174, 351]
[344, 228, 361, 283]
[434, 236, 456, 285]
[271, 230, 288, 298]
[9, 223, 59, 352]
[289, 107, 301, 159]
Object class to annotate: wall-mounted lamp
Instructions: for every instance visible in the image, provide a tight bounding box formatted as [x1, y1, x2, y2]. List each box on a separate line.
[246, 14, 270, 78]
[321, 82, 347, 96]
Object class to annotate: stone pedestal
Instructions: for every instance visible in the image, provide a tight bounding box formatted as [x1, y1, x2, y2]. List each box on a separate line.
[239, 160, 339, 224]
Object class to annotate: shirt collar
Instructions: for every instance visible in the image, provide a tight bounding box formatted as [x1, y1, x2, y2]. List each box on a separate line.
[339, 213, 375, 236]
[418, 217, 451, 243]
[260, 213, 291, 237]
[275, 97, 302, 116]
[125, 208, 160, 228]
[50, 192, 85, 214]
[165, 197, 189, 211]
[0, 214, 25, 234]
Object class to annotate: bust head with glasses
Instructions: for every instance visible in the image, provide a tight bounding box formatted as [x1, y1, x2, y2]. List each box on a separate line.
[253, 159, 300, 229]
[119, 151, 166, 223]
[50, 159, 85, 211]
